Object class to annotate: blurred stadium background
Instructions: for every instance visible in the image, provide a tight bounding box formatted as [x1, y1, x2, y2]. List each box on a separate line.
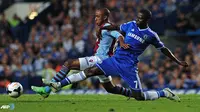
[0, 0, 200, 95]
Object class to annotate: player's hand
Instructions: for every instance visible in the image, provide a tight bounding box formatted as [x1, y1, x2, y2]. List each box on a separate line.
[120, 43, 130, 49]
[179, 61, 189, 67]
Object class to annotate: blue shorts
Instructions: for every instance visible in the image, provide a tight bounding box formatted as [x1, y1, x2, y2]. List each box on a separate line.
[96, 56, 142, 91]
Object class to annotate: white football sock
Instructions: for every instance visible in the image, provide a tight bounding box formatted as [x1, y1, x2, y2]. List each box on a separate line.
[143, 91, 159, 100]
[68, 71, 87, 83]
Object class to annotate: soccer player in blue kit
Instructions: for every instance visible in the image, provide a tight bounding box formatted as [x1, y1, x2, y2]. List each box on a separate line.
[45, 9, 188, 101]
[32, 8, 133, 98]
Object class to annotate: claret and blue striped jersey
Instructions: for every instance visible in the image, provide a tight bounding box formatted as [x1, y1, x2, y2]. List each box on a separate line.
[94, 23, 122, 60]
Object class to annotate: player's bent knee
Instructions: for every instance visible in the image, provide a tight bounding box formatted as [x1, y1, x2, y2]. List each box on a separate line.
[84, 67, 95, 77]
[84, 66, 104, 77]
[64, 59, 78, 68]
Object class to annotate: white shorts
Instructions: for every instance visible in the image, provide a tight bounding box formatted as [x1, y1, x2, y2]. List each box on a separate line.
[79, 56, 112, 83]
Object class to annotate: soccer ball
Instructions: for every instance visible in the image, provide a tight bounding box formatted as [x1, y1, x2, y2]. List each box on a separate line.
[7, 82, 23, 98]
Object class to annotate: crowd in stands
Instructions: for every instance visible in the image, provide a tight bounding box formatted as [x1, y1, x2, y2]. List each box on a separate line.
[0, 0, 200, 92]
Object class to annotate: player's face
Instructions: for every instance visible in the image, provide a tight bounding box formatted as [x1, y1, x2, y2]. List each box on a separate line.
[136, 12, 148, 25]
[95, 10, 104, 26]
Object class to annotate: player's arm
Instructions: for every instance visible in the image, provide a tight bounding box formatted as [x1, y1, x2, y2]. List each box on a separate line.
[151, 33, 188, 67]
[103, 25, 126, 36]
[118, 36, 129, 49]
[97, 24, 120, 38]
[108, 30, 130, 49]
[100, 21, 132, 35]
[99, 21, 133, 38]
[160, 47, 188, 67]
[102, 21, 132, 32]
[101, 24, 120, 31]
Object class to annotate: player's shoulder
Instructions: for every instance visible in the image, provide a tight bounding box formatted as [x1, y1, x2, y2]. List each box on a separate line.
[124, 20, 136, 25]
[132, 20, 136, 24]
[120, 20, 135, 29]
[101, 23, 111, 35]
[147, 28, 159, 38]
[103, 23, 111, 27]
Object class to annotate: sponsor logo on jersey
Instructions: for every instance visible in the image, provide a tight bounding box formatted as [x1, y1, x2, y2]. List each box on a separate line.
[127, 33, 145, 43]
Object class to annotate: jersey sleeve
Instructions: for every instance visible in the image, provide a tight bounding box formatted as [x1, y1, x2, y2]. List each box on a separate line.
[108, 31, 122, 38]
[102, 23, 122, 38]
[120, 21, 133, 33]
[151, 32, 165, 49]
[102, 30, 122, 39]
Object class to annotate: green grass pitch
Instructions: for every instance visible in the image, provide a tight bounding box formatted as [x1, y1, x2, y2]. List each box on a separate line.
[0, 94, 200, 112]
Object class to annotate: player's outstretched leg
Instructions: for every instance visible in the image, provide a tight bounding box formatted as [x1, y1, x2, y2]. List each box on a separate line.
[44, 66, 103, 92]
[44, 73, 134, 99]
[131, 88, 180, 102]
[43, 70, 88, 92]
[31, 60, 78, 98]
[31, 65, 69, 98]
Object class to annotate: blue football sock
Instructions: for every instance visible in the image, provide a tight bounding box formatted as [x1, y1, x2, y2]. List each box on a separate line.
[60, 78, 71, 87]
[158, 90, 165, 97]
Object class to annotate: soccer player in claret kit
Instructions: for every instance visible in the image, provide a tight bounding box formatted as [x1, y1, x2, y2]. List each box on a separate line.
[32, 8, 133, 98]
[45, 9, 188, 101]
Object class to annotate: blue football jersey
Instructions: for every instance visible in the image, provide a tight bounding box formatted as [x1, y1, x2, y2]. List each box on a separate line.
[114, 21, 165, 63]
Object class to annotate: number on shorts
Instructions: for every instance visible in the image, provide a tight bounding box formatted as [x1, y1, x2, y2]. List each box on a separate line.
[134, 81, 137, 88]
